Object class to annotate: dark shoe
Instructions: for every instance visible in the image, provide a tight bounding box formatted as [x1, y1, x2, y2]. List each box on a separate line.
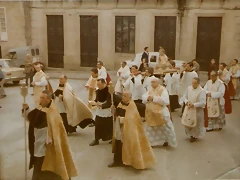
[180, 114, 183, 117]
[190, 137, 197, 143]
[89, 140, 99, 146]
[206, 129, 213, 132]
[108, 162, 122, 168]
[163, 142, 169, 147]
[219, 128, 222, 131]
[88, 123, 95, 127]
[0, 106, 2, 108]
[31, 94, 34, 96]
[109, 140, 112, 144]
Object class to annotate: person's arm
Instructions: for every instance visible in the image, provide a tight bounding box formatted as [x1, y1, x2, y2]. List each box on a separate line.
[21, 105, 31, 120]
[211, 83, 225, 99]
[121, 69, 130, 79]
[142, 91, 149, 104]
[152, 89, 170, 106]
[179, 89, 188, 105]
[122, 76, 131, 89]
[35, 76, 48, 86]
[203, 82, 209, 94]
[193, 91, 206, 108]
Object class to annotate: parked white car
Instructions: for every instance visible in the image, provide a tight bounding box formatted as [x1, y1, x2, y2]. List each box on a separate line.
[0, 59, 25, 85]
[126, 52, 184, 70]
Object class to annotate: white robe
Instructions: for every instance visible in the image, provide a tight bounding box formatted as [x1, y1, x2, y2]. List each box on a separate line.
[98, 66, 107, 80]
[180, 86, 206, 138]
[142, 75, 156, 93]
[179, 71, 198, 98]
[123, 74, 143, 101]
[164, 72, 180, 95]
[114, 66, 130, 93]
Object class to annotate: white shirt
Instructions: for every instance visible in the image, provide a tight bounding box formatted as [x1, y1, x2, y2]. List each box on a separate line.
[115, 66, 130, 93]
[55, 97, 66, 113]
[164, 72, 180, 95]
[123, 74, 144, 100]
[142, 88, 170, 117]
[33, 75, 48, 87]
[179, 71, 198, 97]
[98, 67, 107, 80]
[142, 75, 156, 93]
[34, 127, 48, 157]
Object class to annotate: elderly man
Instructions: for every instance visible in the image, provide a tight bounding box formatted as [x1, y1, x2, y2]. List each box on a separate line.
[204, 71, 226, 131]
[142, 77, 177, 147]
[109, 91, 156, 169]
[122, 65, 143, 104]
[32, 64, 48, 105]
[24, 54, 34, 86]
[22, 90, 77, 180]
[180, 77, 206, 143]
[115, 61, 130, 95]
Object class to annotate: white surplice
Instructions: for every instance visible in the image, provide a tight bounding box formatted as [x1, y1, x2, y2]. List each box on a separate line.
[203, 79, 226, 130]
[123, 74, 144, 101]
[179, 71, 198, 98]
[164, 72, 180, 95]
[114, 66, 130, 94]
[142, 75, 156, 93]
[142, 87, 177, 147]
[180, 86, 206, 138]
[98, 66, 107, 80]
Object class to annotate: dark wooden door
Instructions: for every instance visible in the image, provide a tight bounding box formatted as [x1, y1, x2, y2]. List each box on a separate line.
[154, 16, 176, 59]
[47, 15, 64, 68]
[196, 17, 222, 71]
[80, 16, 98, 67]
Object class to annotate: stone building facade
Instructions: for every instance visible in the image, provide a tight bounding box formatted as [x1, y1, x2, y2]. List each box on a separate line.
[0, 0, 240, 70]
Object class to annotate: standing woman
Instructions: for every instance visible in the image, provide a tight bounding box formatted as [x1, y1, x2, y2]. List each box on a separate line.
[208, 59, 218, 79]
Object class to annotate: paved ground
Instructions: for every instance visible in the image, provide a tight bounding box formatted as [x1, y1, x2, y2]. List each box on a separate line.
[0, 71, 240, 180]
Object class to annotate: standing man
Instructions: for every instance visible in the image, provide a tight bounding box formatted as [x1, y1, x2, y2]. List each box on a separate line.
[141, 47, 149, 62]
[24, 54, 34, 86]
[85, 68, 99, 101]
[179, 62, 198, 117]
[180, 77, 206, 143]
[115, 61, 130, 95]
[204, 71, 226, 131]
[218, 63, 230, 83]
[122, 65, 143, 104]
[142, 67, 155, 93]
[22, 90, 78, 180]
[89, 78, 113, 146]
[0, 65, 6, 98]
[109, 91, 156, 169]
[228, 59, 240, 99]
[32, 64, 48, 105]
[164, 61, 180, 112]
[142, 77, 177, 147]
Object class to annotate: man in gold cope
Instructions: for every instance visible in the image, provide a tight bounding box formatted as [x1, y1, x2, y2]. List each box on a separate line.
[109, 91, 156, 169]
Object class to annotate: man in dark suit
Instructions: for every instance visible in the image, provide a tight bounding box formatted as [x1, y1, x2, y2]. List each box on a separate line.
[141, 47, 149, 63]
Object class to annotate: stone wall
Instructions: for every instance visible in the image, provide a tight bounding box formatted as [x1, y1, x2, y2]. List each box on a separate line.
[1, 0, 240, 70]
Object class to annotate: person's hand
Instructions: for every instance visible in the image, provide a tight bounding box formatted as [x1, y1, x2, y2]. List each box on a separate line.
[188, 103, 194, 109]
[59, 95, 63, 101]
[31, 82, 35, 86]
[111, 105, 116, 113]
[118, 72, 121, 76]
[85, 85, 89, 89]
[22, 103, 29, 110]
[147, 96, 153, 101]
[207, 93, 211, 97]
[96, 102, 102, 108]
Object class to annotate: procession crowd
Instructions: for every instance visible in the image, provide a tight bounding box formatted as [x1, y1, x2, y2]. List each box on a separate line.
[1, 47, 240, 180]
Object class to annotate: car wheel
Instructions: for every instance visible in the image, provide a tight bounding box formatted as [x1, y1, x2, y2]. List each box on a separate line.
[13, 81, 20, 85]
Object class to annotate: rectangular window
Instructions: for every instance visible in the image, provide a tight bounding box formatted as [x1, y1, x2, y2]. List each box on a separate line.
[115, 16, 135, 53]
[0, 7, 8, 41]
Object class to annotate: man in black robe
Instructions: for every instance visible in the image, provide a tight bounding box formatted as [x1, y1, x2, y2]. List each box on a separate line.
[89, 78, 113, 146]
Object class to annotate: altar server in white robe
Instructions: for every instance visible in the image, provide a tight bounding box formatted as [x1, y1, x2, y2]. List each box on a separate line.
[180, 77, 206, 143]
[122, 65, 143, 104]
[164, 63, 180, 112]
[179, 62, 198, 116]
[142, 67, 156, 93]
[115, 61, 130, 95]
[97, 61, 107, 81]
[204, 71, 226, 131]
[218, 63, 230, 84]
[142, 77, 177, 147]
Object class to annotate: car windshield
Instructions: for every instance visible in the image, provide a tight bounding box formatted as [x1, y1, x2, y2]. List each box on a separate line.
[0, 60, 16, 68]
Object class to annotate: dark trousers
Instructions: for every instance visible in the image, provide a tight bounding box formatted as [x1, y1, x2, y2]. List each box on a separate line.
[32, 157, 62, 180]
[181, 102, 186, 114]
[25, 71, 34, 86]
[60, 113, 76, 133]
[114, 140, 123, 164]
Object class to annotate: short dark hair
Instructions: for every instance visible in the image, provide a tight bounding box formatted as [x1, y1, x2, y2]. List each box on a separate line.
[193, 77, 200, 84]
[234, 59, 238, 63]
[91, 68, 98, 74]
[122, 61, 127, 65]
[131, 65, 138, 69]
[97, 78, 106, 84]
[0, 65, 2, 68]
[97, 61, 103, 65]
[220, 63, 227, 68]
[42, 90, 53, 99]
[144, 47, 148, 51]
[187, 62, 193, 67]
